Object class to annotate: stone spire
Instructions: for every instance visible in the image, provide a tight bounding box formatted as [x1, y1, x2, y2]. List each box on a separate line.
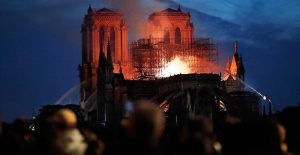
[238, 53, 245, 80]
[88, 4, 93, 14]
[106, 38, 114, 70]
[178, 5, 182, 12]
[224, 56, 231, 78]
[97, 38, 114, 126]
[234, 40, 238, 53]
[230, 55, 238, 77]
[98, 39, 107, 77]
[234, 40, 239, 63]
[105, 38, 114, 86]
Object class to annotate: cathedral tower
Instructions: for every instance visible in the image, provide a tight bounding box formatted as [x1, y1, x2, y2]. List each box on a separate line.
[79, 6, 129, 109]
[147, 6, 194, 44]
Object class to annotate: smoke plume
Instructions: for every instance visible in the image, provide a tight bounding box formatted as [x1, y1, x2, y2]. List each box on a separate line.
[100, 0, 167, 42]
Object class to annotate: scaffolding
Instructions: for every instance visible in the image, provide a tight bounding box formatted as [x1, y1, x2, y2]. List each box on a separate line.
[129, 38, 218, 79]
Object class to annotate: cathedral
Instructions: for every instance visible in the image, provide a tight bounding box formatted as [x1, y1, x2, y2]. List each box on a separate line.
[78, 6, 259, 126]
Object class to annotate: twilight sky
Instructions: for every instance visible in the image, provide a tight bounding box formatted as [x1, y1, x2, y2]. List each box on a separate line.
[1, 0, 300, 123]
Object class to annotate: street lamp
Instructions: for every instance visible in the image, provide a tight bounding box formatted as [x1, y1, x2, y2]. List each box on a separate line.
[263, 95, 278, 113]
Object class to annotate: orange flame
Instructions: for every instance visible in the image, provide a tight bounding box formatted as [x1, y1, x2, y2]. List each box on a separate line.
[161, 56, 191, 77]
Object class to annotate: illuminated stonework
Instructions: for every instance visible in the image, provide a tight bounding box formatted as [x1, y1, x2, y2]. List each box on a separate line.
[78, 7, 251, 124]
[147, 7, 194, 44]
[79, 6, 130, 106]
[224, 41, 246, 93]
[130, 7, 218, 79]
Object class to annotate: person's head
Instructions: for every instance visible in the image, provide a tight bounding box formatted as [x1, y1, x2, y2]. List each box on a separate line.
[51, 108, 77, 130]
[184, 115, 221, 155]
[187, 115, 213, 137]
[276, 122, 288, 154]
[121, 99, 165, 147]
[223, 118, 287, 155]
[13, 117, 30, 135]
[81, 128, 105, 155]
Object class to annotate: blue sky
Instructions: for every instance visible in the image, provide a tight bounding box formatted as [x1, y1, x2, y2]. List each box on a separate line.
[1, 0, 300, 122]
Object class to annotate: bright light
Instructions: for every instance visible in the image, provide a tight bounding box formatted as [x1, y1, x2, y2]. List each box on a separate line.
[263, 96, 267, 100]
[162, 56, 191, 77]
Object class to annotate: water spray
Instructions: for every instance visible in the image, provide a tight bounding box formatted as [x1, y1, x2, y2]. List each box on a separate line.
[214, 63, 279, 113]
[235, 78, 278, 113]
[55, 78, 91, 105]
[262, 95, 278, 113]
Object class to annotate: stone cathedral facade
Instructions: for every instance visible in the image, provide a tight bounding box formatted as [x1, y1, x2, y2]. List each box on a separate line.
[78, 6, 130, 105]
[78, 6, 255, 125]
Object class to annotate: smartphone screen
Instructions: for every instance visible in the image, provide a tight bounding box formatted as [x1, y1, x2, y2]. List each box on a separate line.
[125, 102, 133, 111]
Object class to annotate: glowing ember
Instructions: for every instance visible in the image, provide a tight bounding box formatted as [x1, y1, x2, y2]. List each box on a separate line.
[162, 56, 191, 77]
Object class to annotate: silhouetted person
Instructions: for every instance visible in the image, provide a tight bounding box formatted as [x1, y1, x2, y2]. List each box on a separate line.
[0, 117, 35, 155]
[81, 127, 105, 155]
[116, 99, 165, 155]
[222, 117, 291, 155]
[178, 115, 221, 155]
[34, 108, 88, 155]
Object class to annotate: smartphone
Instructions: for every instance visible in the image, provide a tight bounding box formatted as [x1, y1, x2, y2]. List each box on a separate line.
[125, 102, 133, 111]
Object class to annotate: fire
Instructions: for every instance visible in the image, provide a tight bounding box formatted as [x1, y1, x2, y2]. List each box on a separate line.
[161, 56, 191, 77]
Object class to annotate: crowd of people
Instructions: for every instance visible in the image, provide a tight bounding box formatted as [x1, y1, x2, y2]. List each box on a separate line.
[0, 100, 295, 155]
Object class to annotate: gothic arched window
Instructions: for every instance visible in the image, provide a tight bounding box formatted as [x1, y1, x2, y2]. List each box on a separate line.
[99, 27, 105, 48]
[110, 27, 115, 61]
[175, 27, 181, 44]
[164, 28, 170, 44]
